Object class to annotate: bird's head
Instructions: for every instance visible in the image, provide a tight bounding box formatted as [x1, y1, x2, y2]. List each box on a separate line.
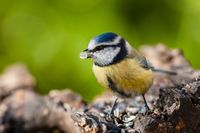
[80, 32, 129, 66]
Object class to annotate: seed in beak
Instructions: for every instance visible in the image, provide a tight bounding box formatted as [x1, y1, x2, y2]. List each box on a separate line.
[80, 51, 88, 59]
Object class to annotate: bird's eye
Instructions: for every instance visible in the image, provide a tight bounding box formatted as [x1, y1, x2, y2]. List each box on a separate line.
[95, 46, 104, 51]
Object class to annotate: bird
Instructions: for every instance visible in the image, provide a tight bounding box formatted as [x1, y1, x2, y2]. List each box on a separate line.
[80, 32, 176, 111]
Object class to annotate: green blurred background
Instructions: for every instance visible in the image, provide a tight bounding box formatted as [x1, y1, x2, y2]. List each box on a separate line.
[0, 0, 200, 100]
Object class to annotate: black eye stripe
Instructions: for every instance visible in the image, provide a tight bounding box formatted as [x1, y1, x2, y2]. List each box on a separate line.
[95, 45, 104, 51]
[89, 45, 119, 52]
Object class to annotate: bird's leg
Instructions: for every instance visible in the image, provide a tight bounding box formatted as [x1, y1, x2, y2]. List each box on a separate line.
[109, 97, 118, 115]
[142, 94, 150, 111]
[106, 97, 118, 121]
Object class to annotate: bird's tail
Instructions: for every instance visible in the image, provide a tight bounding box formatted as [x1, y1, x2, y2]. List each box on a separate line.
[152, 68, 177, 75]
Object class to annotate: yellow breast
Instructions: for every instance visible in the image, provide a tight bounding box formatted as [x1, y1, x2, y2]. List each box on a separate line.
[92, 58, 153, 95]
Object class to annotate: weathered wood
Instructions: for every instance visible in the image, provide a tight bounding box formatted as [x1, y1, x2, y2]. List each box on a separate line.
[72, 45, 200, 133]
[0, 65, 81, 133]
[0, 45, 199, 133]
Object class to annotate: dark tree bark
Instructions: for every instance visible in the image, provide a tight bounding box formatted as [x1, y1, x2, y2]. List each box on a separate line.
[72, 45, 200, 133]
[0, 44, 199, 133]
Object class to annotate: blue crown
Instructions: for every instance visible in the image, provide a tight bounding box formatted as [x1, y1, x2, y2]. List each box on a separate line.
[93, 32, 118, 44]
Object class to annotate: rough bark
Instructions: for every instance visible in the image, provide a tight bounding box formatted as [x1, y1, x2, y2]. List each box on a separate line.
[72, 44, 200, 133]
[0, 44, 199, 133]
[0, 65, 81, 133]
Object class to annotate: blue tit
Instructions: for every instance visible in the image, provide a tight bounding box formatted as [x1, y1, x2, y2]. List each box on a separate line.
[80, 32, 176, 110]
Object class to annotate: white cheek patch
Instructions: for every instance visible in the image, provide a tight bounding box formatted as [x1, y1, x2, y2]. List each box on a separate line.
[93, 47, 121, 66]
